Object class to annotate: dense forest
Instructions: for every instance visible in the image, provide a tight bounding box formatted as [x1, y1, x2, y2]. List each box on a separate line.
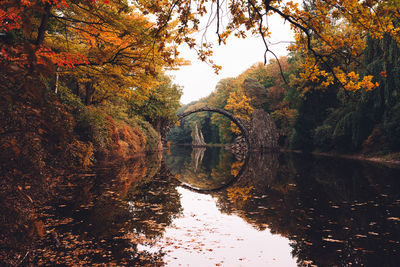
[1, 0, 184, 177]
[2, 0, 399, 175]
[169, 24, 400, 159]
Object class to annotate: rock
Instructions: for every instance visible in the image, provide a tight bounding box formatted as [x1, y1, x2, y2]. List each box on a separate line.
[226, 109, 279, 154]
[248, 109, 279, 151]
[192, 122, 206, 147]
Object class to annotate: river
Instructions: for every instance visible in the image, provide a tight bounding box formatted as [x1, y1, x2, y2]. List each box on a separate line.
[12, 146, 400, 266]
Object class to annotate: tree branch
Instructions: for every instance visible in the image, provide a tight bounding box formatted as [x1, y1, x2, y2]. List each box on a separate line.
[35, 3, 51, 45]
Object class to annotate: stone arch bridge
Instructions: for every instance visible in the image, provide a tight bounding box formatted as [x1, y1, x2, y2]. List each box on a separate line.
[166, 107, 279, 151]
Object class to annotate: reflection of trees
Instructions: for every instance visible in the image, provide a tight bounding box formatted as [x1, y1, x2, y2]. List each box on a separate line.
[213, 153, 400, 266]
[31, 154, 183, 266]
[166, 146, 242, 191]
[164, 146, 192, 174]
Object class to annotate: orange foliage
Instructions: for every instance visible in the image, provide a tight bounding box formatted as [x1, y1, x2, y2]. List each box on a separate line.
[105, 117, 148, 159]
[67, 140, 94, 169]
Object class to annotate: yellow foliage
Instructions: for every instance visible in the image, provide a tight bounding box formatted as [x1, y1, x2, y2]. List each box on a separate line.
[231, 161, 245, 177]
[225, 90, 254, 134]
[298, 58, 378, 94]
[227, 185, 253, 204]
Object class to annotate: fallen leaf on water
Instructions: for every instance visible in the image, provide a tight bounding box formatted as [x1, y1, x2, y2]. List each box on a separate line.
[368, 232, 379, 236]
[34, 220, 45, 237]
[355, 234, 367, 238]
[355, 202, 367, 206]
[322, 238, 344, 243]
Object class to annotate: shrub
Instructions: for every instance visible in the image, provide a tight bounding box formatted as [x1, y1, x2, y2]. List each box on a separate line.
[313, 124, 334, 151]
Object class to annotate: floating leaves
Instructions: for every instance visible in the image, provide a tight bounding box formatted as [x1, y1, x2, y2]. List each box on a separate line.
[322, 238, 345, 243]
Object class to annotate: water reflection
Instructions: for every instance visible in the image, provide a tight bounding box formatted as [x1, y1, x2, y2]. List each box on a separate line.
[33, 153, 183, 266]
[165, 147, 400, 266]
[214, 153, 400, 266]
[165, 146, 244, 191]
[1, 147, 399, 266]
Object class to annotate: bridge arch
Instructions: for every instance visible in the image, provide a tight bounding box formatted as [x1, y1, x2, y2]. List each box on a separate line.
[177, 107, 250, 149]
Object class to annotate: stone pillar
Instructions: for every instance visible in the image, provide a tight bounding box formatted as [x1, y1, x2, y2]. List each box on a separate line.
[248, 109, 279, 151]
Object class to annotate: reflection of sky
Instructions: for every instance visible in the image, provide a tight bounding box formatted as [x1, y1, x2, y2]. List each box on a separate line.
[139, 187, 297, 266]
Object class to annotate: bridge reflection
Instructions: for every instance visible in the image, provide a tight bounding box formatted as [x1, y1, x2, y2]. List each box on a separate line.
[164, 146, 279, 193]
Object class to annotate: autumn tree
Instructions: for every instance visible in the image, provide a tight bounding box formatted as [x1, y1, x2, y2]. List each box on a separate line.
[135, 0, 399, 93]
[52, 1, 185, 105]
[1, 0, 183, 104]
[128, 73, 182, 136]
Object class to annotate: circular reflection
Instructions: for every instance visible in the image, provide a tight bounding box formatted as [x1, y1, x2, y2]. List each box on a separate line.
[164, 146, 246, 192]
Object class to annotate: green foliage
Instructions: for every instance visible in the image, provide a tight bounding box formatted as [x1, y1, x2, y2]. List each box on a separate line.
[211, 114, 235, 143]
[383, 103, 400, 150]
[130, 117, 161, 151]
[290, 88, 338, 151]
[58, 84, 162, 153]
[201, 116, 220, 144]
[128, 74, 182, 139]
[166, 124, 193, 144]
[313, 124, 334, 151]
[58, 84, 85, 110]
[59, 85, 110, 150]
[74, 107, 111, 150]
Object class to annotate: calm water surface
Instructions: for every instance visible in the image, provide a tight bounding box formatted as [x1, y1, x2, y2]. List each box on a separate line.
[21, 146, 400, 265]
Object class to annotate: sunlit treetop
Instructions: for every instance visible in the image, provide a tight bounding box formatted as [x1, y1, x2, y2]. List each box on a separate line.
[0, 0, 184, 73]
[133, 0, 400, 91]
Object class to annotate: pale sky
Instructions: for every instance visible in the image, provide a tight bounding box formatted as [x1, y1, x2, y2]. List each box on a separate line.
[168, 14, 294, 104]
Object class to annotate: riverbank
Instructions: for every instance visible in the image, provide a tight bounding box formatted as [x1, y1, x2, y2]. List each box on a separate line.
[283, 149, 400, 167]
[0, 71, 167, 265]
[168, 142, 400, 167]
[317, 152, 400, 167]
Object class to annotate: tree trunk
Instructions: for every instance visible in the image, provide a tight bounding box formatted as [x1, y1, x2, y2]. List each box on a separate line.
[85, 82, 95, 105]
[75, 81, 80, 97]
[35, 4, 51, 45]
[54, 67, 59, 94]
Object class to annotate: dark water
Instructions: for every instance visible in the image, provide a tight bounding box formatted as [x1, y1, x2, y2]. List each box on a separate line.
[4, 146, 400, 266]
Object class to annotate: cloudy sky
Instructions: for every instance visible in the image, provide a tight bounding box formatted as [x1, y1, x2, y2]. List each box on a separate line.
[168, 13, 294, 104]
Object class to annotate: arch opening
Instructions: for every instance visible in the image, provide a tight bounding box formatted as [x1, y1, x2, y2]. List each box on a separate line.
[173, 107, 250, 149]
